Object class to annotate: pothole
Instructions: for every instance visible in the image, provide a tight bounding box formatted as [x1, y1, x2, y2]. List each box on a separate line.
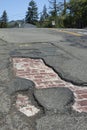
[11, 90, 45, 120]
[12, 57, 87, 113]
[16, 93, 40, 117]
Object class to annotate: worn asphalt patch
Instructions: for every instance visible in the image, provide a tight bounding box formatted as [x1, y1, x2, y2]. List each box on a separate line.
[7, 77, 35, 95]
[34, 87, 74, 113]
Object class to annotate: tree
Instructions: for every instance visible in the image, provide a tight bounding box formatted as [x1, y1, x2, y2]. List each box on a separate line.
[66, 0, 87, 28]
[40, 5, 48, 22]
[49, 0, 64, 16]
[49, 0, 64, 26]
[42, 5, 48, 21]
[39, 5, 49, 27]
[63, 0, 66, 14]
[49, 0, 57, 17]
[25, 0, 38, 24]
[0, 10, 8, 28]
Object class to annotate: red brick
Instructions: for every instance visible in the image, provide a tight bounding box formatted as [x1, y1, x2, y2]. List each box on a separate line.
[78, 94, 87, 99]
[40, 70, 46, 73]
[75, 89, 87, 94]
[78, 100, 87, 106]
[39, 73, 47, 75]
[34, 76, 44, 79]
[22, 59, 29, 62]
[56, 83, 66, 87]
[75, 95, 83, 99]
[23, 64, 29, 66]
[49, 74, 57, 77]
[34, 79, 43, 83]
[31, 70, 38, 73]
[68, 86, 77, 91]
[53, 80, 64, 84]
[26, 68, 31, 71]
[78, 106, 87, 112]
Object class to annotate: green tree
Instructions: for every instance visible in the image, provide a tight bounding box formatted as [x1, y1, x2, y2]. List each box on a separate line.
[39, 5, 49, 26]
[65, 0, 87, 28]
[49, 0, 57, 17]
[41, 5, 48, 21]
[63, 0, 66, 14]
[49, 0, 64, 26]
[25, 0, 38, 24]
[0, 10, 8, 28]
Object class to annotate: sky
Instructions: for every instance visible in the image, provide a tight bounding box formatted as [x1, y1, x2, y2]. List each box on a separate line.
[0, 0, 49, 21]
[0, 0, 67, 21]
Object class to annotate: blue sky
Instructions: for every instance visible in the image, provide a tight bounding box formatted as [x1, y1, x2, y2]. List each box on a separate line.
[0, 0, 67, 21]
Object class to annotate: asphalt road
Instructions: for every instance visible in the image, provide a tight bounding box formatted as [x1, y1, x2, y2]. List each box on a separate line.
[0, 28, 87, 85]
[0, 28, 87, 130]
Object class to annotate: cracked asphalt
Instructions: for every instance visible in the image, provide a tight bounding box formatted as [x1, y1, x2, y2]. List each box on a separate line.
[0, 28, 87, 130]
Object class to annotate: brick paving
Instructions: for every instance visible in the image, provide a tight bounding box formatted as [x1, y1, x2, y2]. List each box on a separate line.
[16, 94, 40, 117]
[13, 58, 87, 113]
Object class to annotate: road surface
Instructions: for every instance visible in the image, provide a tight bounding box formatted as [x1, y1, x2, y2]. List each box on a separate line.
[0, 28, 87, 130]
[0, 28, 87, 85]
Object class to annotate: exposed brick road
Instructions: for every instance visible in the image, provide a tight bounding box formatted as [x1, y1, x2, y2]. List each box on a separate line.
[16, 94, 40, 117]
[12, 58, 87, 113]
